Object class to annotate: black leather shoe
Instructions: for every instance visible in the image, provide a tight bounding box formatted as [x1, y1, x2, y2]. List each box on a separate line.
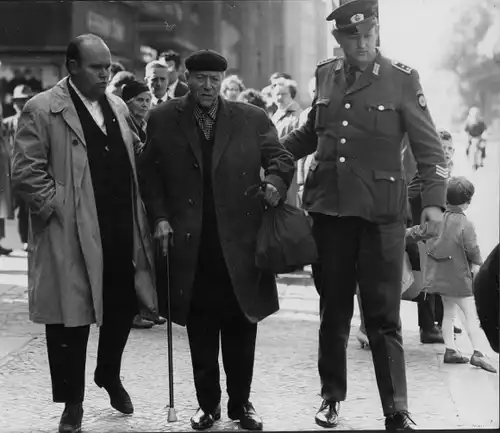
[59, 403, 83, 433]
[190, 405, 221, 430]
[95, 378, 134, 414]
[385, 411, 416, 431]
[153, 316, 167, 325]
[228, 402, 263, 430]
[420, 327, 444, 344]
[315, 400, 340, 428]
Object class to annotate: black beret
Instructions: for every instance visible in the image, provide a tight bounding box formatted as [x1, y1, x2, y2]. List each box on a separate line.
[327, 0, 378, 35]
[121, 80, 150, 102]
[185, 49, 227, 72]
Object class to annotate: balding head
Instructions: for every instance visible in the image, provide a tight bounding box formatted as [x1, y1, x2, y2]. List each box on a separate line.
[66, 34, 111, 101]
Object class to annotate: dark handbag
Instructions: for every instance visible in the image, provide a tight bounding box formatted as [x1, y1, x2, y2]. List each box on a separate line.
[248, 184, 318, 273]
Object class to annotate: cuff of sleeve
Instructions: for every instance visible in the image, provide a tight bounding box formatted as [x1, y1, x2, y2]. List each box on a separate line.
[421, 185, 446, 210]
[263, 174, 287, 203]
[38, 198, 55, 223]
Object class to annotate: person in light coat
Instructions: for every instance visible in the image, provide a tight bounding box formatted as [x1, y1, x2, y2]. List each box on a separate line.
[11, 34, 158, 433]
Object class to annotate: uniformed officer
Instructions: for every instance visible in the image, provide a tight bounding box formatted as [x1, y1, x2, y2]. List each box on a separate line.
[281, 0, 448, 431]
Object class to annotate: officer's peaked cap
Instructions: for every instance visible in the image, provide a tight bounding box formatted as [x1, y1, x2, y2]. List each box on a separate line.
[327, 0, 378, 35]
[185, 49, 227, 72]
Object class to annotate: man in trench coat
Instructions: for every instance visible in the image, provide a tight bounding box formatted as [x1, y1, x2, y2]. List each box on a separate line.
[139, 50, 294, 431]
[11, 34, 158, 433]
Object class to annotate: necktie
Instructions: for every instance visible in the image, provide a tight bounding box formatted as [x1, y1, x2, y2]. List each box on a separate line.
[156, 99, 163, 106]
[346, 66, 360, 88]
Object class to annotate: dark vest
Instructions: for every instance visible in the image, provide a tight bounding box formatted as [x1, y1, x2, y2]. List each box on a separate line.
[68, 84, 136, 308]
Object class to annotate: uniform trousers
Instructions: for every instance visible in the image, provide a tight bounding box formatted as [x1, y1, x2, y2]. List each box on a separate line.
[311, 213, 408, 415]
[186, 260, 257, 415]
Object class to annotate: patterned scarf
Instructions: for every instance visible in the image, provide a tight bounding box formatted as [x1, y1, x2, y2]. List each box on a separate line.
[194, 98, 219, 140]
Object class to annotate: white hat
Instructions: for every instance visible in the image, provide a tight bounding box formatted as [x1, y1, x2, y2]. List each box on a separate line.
[12, 84, 33, 99]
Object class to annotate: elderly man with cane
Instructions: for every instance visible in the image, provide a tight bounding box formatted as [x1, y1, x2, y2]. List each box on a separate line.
[139, 49, 294, 431]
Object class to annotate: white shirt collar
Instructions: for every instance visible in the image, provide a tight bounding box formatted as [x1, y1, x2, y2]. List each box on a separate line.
[168, 79, 179, 97]
[152, 93, 167, 105]
[68, 77, 99, 107]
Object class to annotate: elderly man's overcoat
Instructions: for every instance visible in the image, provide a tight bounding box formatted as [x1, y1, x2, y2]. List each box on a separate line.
[11, 78, 158, 327]
[140, 94, 295, 326]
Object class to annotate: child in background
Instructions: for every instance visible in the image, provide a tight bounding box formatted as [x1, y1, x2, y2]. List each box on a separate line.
[423, 176, 496, 373]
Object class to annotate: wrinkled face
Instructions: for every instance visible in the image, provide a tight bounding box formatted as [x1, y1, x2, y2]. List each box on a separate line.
[163, 60, 179, 85]
[145, 67, 168, 99]
[224, 82, 241, 101]
[186, 70, 223, 108]
[442, 138, 455, 165]
[334, 25, 379, 67]
[127, 91, 152, 121]
[68, 39, 111, 101]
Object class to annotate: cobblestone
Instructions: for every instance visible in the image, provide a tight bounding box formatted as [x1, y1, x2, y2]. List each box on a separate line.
[0, 305, 498, 432]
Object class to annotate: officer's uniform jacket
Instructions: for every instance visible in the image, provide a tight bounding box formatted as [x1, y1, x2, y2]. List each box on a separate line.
[281, 51, 447, 224]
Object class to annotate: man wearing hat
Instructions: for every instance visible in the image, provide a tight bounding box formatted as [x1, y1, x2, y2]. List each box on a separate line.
[281, 0, 447, 431]
[140, 49, 295, 431]
[2, 84, 34, 252]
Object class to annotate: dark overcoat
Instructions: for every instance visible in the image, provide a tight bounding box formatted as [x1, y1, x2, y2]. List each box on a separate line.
[140, 94, 295, 326]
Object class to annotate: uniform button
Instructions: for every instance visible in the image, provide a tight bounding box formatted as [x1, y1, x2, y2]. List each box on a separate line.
[342, 120, 348, 126]
[339, 157, 346, 163]
[186, 233, 192, 241]
[345, 103, 351, 109]
[378, 105, 385, 111]
[72, 139, 78, 146]
[193, 163, 199, 169]
[389, 176, 395, 182]
[340, 138, 346, 144]
[188, 199, 194, 205]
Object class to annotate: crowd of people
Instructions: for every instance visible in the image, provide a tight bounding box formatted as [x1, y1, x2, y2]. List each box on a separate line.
[0, 1, 498, 433]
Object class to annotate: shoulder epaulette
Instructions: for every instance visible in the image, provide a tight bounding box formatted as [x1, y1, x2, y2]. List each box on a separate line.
[392, 60, 412, 75]
[317, 57, 338, 67]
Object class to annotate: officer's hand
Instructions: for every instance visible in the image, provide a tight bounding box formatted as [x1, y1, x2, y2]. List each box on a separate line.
[420, 206, 444, 237]
[154, 220, 174, 255]
[263, 183, 281, 207]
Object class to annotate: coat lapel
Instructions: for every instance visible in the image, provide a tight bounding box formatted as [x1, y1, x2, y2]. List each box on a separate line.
[177, 95, 203, 170]
[212, 98, 233, 174]
[50, 78, 88, 197]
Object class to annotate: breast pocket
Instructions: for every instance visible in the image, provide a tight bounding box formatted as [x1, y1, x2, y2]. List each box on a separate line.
[314, 98, 330, 130]
[366, 103, 401, 137]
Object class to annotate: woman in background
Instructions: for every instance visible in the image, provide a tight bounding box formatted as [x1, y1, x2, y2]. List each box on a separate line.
[221, 74, 245, 101]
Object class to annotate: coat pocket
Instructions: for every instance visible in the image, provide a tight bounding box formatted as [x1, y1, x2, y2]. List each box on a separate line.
[372, 169, 406, 222]
[367, 103, 401, 137]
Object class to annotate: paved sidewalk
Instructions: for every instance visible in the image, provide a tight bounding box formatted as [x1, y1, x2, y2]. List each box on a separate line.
[0, 280, 498, 432]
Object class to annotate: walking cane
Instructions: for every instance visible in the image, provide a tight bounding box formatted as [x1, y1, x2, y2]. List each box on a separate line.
[164, 234, 178, 422]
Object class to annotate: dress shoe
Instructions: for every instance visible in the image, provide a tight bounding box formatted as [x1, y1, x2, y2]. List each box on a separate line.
[131, 315, 154, 329]
[419, 327, 444, 344]
[59, 403, 83, 433]
[95, 378, 134, 414]
[314, 400, 340, 428]
[190, 405, 221, 430]
[385, 411, 416, 431]
[153, 316, 167, 325]
[228, 402, 263, 430]
[470, 350, 497, 373]
[0, 245, 12, 256]
[443, 348, 469, 364]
